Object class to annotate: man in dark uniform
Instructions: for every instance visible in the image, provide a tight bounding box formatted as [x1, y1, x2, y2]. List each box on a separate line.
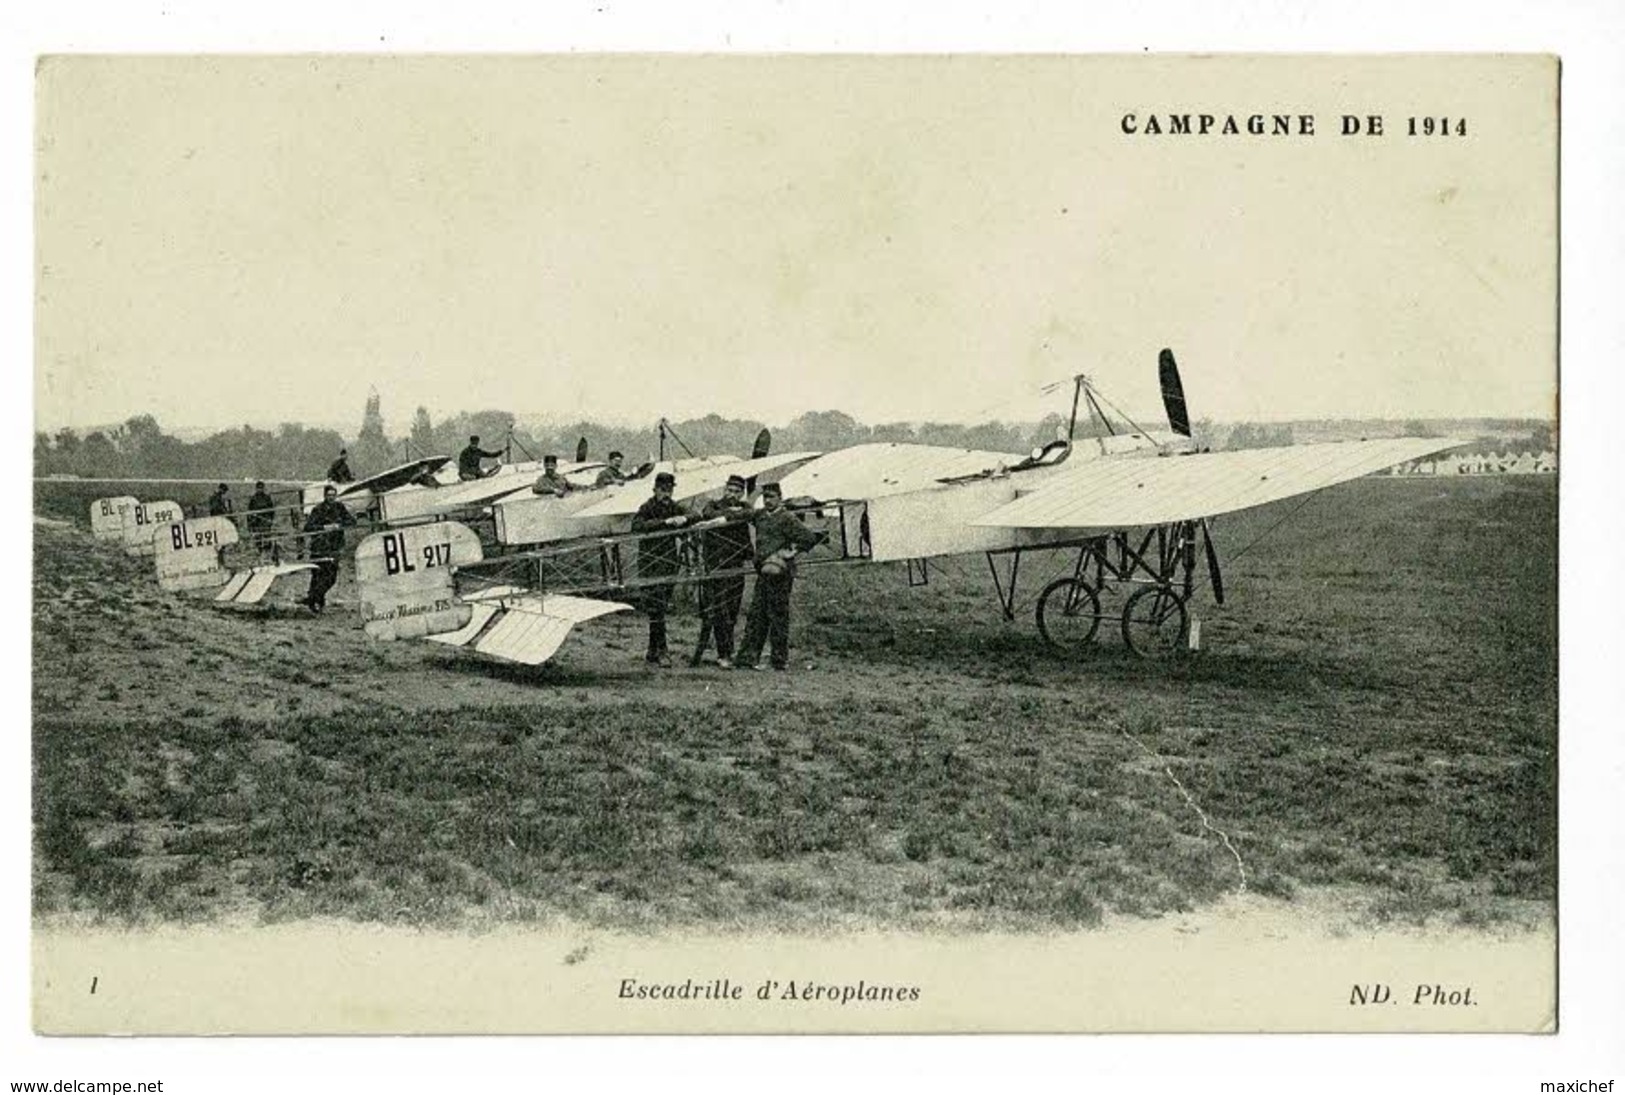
[458, 435, 505, 481]
[246, 480, 276, 555]
[207, 483, 233, 517]
[531, 454, 574, 496]
[630, 471, 694, 667]
[736, 483, 825, 671]
[300, 485, 356, 613]
[595, 451, 628, 487]
[689, 474, 754, 668]
[326, 449, 354, 484]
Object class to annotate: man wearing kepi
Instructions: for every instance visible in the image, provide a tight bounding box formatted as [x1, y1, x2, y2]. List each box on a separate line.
[457, 434, 505, 481]
[736, 482, 825, 672]
[530, 454, 574, 496]
[300, 484, 356, 613]
[689, 474, 754, 668]
[246, 480, 277, 555]
[207, 483, 233, 517]
[326, 448, 354, 484]
[631, 471, 694, 667]
[595, 450, 629, 487]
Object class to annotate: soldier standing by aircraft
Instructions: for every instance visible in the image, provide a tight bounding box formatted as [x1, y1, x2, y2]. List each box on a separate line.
[326, 448, 354, 484]
[300, 485, 356, 613]
[689, 474, 753, 668]
[458, 435, 505, 481]
[531, 454, 574, 496]
[736, 482, 826, 672]
[246, 481, 276, 554]
[207, 483, 233, 517]
[631, 471, 695, 667]
[595, 451, 628, 487]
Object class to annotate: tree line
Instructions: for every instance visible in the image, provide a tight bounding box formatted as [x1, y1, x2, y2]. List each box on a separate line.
[41, 393, 1552, 483]
[34, 400, 1088, 482]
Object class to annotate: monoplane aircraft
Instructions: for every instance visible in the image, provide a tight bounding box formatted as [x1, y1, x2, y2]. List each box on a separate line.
[353, 349, 1462, 666]
[134, 428, 809, 609]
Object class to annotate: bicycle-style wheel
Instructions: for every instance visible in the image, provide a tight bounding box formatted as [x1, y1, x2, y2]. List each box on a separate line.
[1121, 585, 1189, 659]
[1036, 577, 1104, 654]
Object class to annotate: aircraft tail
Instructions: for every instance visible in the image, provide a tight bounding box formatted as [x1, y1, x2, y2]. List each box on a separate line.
[153, 516, 239, 592]
[354, 521, 484, 640]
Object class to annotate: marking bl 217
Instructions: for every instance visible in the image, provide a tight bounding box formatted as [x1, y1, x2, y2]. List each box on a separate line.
[382, 533, 452, 576]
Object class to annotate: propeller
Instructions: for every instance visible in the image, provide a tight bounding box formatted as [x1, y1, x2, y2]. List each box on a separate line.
[1201, 518, 1225, 605]
[1158, 348, 1192, 438]
[752, 428, 772, 460]
[575, 436, 589, 463]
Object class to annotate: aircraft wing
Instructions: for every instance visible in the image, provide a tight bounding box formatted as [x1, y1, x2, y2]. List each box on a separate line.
[377, 459, 608, 522]
[337, 455, 452, 498]
[775, 443, 1023, 501]
[568, 451, 822, 518]
[970, 438, 1463, 529]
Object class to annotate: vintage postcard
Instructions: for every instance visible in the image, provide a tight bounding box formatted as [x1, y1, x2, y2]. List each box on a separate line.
[31, 53, 1557, 1034]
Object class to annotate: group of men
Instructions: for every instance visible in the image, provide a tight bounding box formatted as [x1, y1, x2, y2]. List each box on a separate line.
[631, 471, 824, 671]
[207, 477, 357, 613]
[208, 481, 280, 547]
[526, 449, 629, 496]
[229, 444, 827, 649]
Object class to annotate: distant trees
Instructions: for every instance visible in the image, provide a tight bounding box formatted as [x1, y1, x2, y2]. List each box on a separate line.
[353, 391, 392, 472]
[33, 388, 1552, 482]
[781, 410, 867, 452]
[34, 417, 345, 480]
[1223, 422, 1295, 451]
[409, 407, 436, 456]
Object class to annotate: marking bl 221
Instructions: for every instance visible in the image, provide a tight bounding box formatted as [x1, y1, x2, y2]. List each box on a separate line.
[170, 525, 221, 550]
[382, 533, 452, 576]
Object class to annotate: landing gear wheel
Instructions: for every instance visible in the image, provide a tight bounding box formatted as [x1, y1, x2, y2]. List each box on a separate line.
[1121, 586, 1189, 659]
[1036, 577, 1104, 654]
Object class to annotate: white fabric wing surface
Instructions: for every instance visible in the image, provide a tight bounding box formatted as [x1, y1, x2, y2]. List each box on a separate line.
[970, 438, 1463, 530]
[774, 443, 1022, 502]
[377, 461, 604, 523]
[570, 451, 822, 518]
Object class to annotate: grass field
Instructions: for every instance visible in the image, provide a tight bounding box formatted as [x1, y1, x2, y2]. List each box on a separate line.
[31, 474, 1556, 932]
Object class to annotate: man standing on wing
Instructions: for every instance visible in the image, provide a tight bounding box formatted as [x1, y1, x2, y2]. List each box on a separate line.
[300, 485, 356, 613]
[207, 483, 233, 518]
[736, 483, 825, 672]
[630, 471, 694, 667]
[689, 474, 754, 668]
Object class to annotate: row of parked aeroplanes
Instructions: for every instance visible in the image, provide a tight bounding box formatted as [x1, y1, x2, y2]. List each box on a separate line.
[86, 350, 1461, 665]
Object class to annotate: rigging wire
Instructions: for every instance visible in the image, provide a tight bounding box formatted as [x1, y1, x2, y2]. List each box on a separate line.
[1221, 490, 1324, 565]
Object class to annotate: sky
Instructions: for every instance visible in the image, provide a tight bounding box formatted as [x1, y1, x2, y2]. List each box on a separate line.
[35, 54, 1557, 434]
